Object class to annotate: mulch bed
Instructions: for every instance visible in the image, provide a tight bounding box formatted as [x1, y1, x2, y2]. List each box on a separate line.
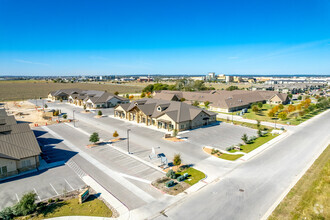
[151, 177, 190, 195]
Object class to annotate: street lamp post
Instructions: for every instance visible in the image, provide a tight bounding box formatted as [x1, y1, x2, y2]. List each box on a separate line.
[73, 110, 75, 127]
[127, 129, 131, 154]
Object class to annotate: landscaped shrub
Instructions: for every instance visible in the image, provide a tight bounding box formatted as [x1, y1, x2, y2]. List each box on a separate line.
[98, 110, 102, 116]
[113, 130, 119, 138]
[173, 154, 181, 166]
[0, 207, 13, 220]
[166, 169, 176, 179]
[211, 148, 219, 154]
[55, 198, 59, 202]
[48, 199, 53, 203]
[177, 175, 185, 182]
[13, 192, 37, 216]
[165, 180, 175, 187]
[63, 114, 67, 119]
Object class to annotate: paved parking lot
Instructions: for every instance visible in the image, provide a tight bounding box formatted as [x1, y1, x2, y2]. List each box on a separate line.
[0, 165, 85, 210]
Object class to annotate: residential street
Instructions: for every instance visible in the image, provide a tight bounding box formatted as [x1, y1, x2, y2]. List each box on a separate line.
[152, 110, 330, 220]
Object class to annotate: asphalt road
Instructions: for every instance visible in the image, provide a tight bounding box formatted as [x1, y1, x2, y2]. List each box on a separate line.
[153, 110, 330, 220]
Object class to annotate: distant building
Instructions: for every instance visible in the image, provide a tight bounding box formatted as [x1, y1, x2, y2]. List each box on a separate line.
[137, 76, 153, 82]
[225, 75, 233, 83]
[189, 76, 205, 81]
[205, 72, 216, 81]
[0, 109, 41, 179]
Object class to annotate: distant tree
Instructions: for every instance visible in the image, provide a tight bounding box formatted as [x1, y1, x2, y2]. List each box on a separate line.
[113, 130, 119, 138]
[296, 104, 302, 110]
[63, 114, 67, 119]
[272, 105, 279, 112]
[114, 91, 119, 95]
[89, 132, 99, 144]
[252, 105, 259, 114]
[288, 94, 293, 99]
[278, 112, 287, 120]
[204, 101, 210, 107]
[298, 95, 302, 100]
[192, 101, 199, 106]
[140, 92, 146, 98]
[278, 104, 284, 110]
[129, 95, 134, 100]
[241, 134, 249, 144]
[125, 94, 129, 98]
[268, 110, 275, 117]
[98, 110, 102, 116]
[173, 154, 182, 166]
[257, 102, 263, 108]
[180, 98, 186, 102]
[226, 85, 239, 91]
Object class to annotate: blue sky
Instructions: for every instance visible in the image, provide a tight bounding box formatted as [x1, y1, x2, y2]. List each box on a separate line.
[0, 0, 329, 75]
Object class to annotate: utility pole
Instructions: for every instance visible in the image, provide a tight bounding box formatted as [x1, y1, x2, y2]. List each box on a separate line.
[127, 129, 131, 154]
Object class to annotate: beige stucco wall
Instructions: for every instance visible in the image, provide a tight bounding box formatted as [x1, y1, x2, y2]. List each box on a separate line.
[269, 96, 283, 104]
[17, 156, 39, 172]
[0, 158, 18, 176]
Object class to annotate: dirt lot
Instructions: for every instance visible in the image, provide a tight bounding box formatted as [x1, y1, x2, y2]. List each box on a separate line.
[0, 80, 145, 101]
[4, 101, 58, 127]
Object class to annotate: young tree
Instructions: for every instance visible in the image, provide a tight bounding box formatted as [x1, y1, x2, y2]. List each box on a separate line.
[59, 98, 63, 102]
[125, 94, 129, 98]
[192, 101, 199, 106]
[252, 105, 259, 113]
[272, 105, 279, 113]
[63, 114, 67, 119]
[114, 91, 119, 95]
[288, 104, 295, 113]
[268, 110, 275, 118]
[298, 95, 302, 100]
[256, 120, 261, 128]
[166, 169, 176, 179]
[278, 104, 284, 110]
[241, 134, 249, 144]
[140, 92, 146, 98]
[278, 112, 287, 120]
[44, 104, 48, 108]
[172, 129, 178, 137]
[83, 105, 87, 111]
[257, 102, 263, 108]
[173, 154, 181, 166]
[129, 95, 134, 100]
[113, 130, 119, 138]
[204, 101, 210, 107]
[180, 98, 186, 102]
[89, 132, 99, 144]
[98, 110, 102, 116]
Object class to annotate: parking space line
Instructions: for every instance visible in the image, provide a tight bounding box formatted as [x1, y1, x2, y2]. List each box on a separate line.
[34, 188, 41, 201]
[64, 178, 75, 191]
[49, 183, 59, 195]
[15, 193, 19, 202]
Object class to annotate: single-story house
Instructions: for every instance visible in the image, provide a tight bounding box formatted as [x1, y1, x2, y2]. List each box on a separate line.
[0, 109, 41, 179]
[153, 90, 289, 112]
[114, 98, 217, 131]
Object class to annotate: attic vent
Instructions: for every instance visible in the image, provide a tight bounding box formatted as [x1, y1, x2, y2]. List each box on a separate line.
[239, 99, 242, 102]
[157, 106, 162, 111]
[134, 103, 138, 106]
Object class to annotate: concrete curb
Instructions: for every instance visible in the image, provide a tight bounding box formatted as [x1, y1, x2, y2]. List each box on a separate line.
[239, 131, 291, 161]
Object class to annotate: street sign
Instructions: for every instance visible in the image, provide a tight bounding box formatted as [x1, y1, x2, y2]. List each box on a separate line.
[79, 187, 90, 204]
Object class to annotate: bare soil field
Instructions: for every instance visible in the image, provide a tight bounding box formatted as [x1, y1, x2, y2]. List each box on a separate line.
[0, 80, 144, 101]
[4, 101, 58, 127]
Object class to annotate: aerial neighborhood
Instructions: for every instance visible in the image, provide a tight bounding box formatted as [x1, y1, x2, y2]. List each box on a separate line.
[1, 1, 330, 219]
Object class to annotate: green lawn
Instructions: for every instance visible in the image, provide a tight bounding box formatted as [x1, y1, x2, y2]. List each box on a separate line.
[217, 118, 273, 131]
[177, 167, 206, 185]
[240, 133, 279, 153]
[269, 145, 330, 220]
[17, 195, 112, 220]
[219, 153, 244, 161]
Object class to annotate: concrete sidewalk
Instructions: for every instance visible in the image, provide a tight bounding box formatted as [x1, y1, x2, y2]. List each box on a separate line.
[217, 113, 291, 129]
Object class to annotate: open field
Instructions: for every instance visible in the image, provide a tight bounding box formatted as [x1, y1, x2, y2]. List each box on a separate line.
[0, 80, 144, 101]
[269, 145, 329, 220]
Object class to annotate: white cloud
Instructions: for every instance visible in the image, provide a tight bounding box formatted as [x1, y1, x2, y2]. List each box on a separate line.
[14, 59, 49, 66]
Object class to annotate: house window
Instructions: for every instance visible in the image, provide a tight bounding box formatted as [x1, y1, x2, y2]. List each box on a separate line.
[0, 166, 7, 174]
[21, 159, 31, 168]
